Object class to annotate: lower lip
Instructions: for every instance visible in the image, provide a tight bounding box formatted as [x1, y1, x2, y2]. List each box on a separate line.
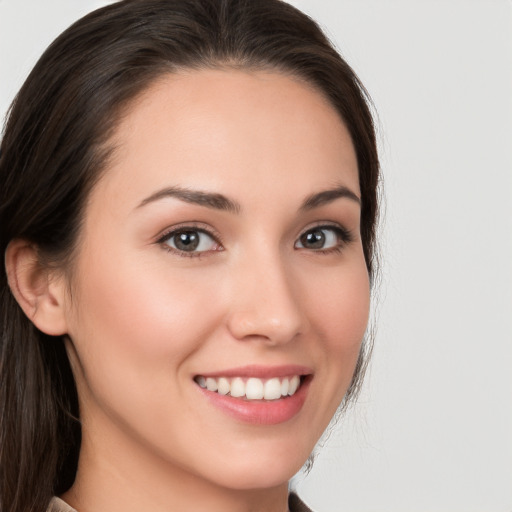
[197, 377, 311, 425]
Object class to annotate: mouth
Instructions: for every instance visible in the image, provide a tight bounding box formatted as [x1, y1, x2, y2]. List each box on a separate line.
[194, 374, 304, 401]
[193, 366, 313, 425]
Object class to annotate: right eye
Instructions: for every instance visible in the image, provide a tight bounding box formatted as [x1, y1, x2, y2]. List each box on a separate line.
[160, 228, 220, 256]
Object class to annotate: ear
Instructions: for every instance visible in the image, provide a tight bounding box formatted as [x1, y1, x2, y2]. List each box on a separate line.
[5, 239, 68, 336]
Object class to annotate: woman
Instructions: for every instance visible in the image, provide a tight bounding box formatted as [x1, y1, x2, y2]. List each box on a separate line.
[0, 1, 379, 511]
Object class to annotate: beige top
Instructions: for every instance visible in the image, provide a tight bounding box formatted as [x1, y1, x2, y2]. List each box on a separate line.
[47, 493, 313, 512]
[47, 497, 76, 512]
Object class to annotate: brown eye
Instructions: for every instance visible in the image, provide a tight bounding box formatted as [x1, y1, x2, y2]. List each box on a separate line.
[299, 229, 326, 249]
[295, 226, 345, 250]
[163, 229, 217, 253]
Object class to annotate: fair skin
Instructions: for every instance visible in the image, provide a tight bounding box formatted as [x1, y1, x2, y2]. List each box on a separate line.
[7, 69, 369, 512]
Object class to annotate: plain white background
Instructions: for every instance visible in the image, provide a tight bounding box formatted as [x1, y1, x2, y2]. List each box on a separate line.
[1, 1, 511, 511]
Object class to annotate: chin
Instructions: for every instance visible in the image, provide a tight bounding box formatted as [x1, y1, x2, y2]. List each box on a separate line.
[210, 463, 303, 491]
[194, 439, 313, 491]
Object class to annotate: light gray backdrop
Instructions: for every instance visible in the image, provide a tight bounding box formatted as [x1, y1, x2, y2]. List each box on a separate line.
[1, 1, 511, 511]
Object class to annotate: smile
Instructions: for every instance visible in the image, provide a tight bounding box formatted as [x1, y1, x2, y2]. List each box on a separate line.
[194, 375, 302, 400]
[194, 365, 313, 424]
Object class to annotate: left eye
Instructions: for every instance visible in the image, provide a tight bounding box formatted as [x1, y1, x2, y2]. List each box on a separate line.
[295, 227, 343, 250]
[163, 229, 218, 253]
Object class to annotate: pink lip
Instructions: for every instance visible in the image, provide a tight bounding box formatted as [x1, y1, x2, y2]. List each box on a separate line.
[194, 367, 313, 425]
[196, 364, 313, 379]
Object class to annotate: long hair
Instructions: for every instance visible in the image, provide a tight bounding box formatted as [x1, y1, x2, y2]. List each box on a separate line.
[0, 1, 379, 510]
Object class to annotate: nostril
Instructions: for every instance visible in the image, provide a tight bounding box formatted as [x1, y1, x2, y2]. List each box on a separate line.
[226, 309, 302, 345]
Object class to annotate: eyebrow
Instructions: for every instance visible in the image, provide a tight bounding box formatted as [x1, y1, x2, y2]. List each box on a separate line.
[299, 185, 361, 211]
[137, 184, 360, 213]
[137, 186, 241, 213]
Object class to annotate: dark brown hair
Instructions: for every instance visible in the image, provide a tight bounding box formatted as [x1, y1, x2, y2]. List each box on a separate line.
[0, 1, 379, 510]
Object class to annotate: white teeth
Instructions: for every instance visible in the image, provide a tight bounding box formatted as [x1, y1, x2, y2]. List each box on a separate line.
[280, 377, 289, 396]
[264, 378, 282, 400]
[206, 377, 218, 392]
[230, 377, 245, 397]
[217, 377, 230, 395]
[288, 375, 300, 395]
[196, 375, 303, 400]
[246, 378, 264, 400]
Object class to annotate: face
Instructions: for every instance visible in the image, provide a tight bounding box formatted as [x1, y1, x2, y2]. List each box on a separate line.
[61, 69, 370, 494]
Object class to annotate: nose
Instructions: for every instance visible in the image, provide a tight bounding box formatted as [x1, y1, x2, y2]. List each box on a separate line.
[226, 252, 304, 346]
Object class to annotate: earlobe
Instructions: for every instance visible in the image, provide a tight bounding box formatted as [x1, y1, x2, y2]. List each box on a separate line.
[5, 239, 68, 336]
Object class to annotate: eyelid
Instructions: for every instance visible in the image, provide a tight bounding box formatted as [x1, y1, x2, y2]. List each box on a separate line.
[155, 221, 221, 242]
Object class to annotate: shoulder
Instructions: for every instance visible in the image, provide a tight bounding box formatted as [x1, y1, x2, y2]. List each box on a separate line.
[46, 497, 77, 512]
[289, 492, 315, 512]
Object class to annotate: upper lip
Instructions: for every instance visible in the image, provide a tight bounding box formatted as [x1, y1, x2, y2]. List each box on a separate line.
[195, 364, 313, 379]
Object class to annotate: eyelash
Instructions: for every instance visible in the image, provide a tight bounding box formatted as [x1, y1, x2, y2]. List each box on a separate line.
[156, 222, 353, 258]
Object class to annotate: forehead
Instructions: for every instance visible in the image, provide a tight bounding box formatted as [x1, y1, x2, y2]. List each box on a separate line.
[92, 69, 359, 210]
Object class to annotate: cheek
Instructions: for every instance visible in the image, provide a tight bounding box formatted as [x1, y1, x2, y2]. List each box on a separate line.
[65, 249, 223, 395]
[307, 259, 370, 351]
[303, 256, 370, 402]
[285, 255, 370, 445]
